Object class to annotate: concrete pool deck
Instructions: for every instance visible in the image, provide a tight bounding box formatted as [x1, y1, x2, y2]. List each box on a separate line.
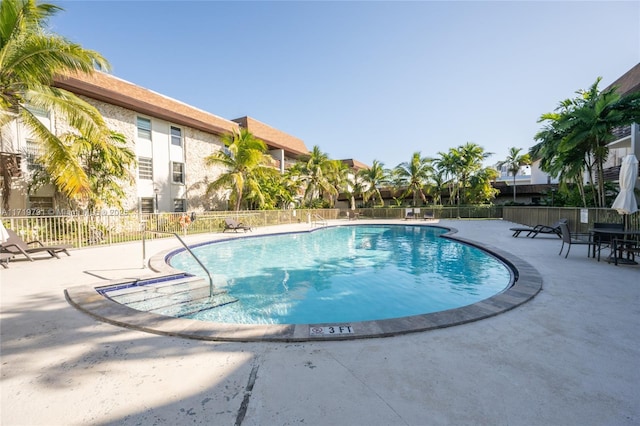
[1, 219, 638, 425]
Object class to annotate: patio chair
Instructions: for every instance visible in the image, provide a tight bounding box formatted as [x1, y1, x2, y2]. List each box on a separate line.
[558, 223, 593, 258]
[423, 210, 435, 221]
[610, 237, 640, 266]
[510, 218, 567, 238]
[0, 228, 72, 261]
[223, 218, 252, 233]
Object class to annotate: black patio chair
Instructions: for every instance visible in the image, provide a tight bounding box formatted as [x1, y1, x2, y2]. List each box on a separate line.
[558, 223, 593, 259]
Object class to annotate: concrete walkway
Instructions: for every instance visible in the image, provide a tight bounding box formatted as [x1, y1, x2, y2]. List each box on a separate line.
[1, 219, 638, 426]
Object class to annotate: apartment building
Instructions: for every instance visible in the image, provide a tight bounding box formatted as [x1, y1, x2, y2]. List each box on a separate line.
[0, 71, 310, 213]
[602, 62, 640, 187]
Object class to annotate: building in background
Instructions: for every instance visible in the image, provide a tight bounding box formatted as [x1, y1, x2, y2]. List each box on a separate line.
[1, 71, 309, 213]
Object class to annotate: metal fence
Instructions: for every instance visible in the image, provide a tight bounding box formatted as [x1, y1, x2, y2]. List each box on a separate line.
[2, 205, 637, 248]
[356, 205, 504, 220]
[0, 209, 341, 248]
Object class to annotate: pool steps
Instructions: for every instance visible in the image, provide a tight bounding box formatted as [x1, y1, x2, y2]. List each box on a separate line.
[98, 273, 238, 319]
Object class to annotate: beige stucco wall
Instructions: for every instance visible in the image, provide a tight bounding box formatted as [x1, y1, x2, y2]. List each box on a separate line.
[68, 96, 229, 212]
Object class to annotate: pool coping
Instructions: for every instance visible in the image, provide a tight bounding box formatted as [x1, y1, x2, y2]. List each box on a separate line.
[65, 223, 543, 342]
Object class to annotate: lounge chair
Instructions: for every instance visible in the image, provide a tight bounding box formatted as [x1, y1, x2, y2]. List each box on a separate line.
[0, 252, 13, 268]
[1, 228, 72, 261]
[423, 210, 435, 221]
[405, 208, 419, 220]
[558, 223, 593, 258]
[223, 218, 252, 233]
[510, 218, 567, 238]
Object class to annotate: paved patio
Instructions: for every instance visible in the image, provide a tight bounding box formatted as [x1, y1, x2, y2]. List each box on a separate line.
[1, 219, 638, 425]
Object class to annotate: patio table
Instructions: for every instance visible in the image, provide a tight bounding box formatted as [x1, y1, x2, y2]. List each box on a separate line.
[590, 228, 640, 265]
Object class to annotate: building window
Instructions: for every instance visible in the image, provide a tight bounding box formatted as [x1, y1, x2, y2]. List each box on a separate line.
[137, 117, 151, 140]
[26, 105, 49, 119]
[26, 139, 43, 172]
[171, 126, 182, 147]
[138, 157, 153, 180]
[140, 197, 154, 213]
[172, 162, 184, 184]
[29, 196, 53, 210]
[173, 198, 186, 212]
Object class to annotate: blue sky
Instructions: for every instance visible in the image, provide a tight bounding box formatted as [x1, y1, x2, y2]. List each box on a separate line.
[51, 1, 639, 169]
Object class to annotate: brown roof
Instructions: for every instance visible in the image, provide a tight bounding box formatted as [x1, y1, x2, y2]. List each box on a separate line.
[54, 72, 310, 160]
[53, 71, 239, 136]
[340, 159, 370, 170]
[232, 116, 309, 157]
[605, 62, 640, 96]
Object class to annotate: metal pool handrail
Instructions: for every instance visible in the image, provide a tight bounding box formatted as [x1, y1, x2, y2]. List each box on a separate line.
[311, 213, 328, 227]
[142, 228, 215, 298]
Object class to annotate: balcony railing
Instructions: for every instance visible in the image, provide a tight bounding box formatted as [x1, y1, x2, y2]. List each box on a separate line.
[611, 125, 632, 141]
[599, 163, 640, 183]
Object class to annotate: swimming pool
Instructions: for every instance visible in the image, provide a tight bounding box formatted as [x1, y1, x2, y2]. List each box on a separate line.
[66, 221, 543, 341]
[163, 225, 513, 324]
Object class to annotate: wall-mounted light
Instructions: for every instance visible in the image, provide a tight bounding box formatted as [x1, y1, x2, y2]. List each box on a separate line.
[154, 185, 160, 212]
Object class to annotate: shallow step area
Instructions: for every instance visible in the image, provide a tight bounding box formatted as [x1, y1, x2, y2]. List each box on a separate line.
[97, 273, 238, 318]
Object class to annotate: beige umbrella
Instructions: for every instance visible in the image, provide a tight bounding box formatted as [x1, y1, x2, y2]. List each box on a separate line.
[611, 154, 639, 232]
[611, 154, 639, 215]
[0, 220, 9, 243]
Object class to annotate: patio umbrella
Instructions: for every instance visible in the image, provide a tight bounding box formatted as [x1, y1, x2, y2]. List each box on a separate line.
[611, 154, 639, 228]
[0, 220, 8, 244]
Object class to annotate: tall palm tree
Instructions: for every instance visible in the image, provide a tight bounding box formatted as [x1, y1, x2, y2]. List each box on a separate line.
[498, 147, 531, 202]
[0, 0, 110, 209]
[358, 159, 387, 207]
[433, 150, 458, 205]
[205, 128, 271, 211]
[393, 152, 433, 207]
[433, 151, 458, 205]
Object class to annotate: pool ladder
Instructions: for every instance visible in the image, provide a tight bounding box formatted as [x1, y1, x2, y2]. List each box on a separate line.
[311, 213, 328, 227]
[142, 228, 216, 298]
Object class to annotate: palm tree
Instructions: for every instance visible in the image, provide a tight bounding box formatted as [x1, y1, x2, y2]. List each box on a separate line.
[433, 151, 458, 205]
[358, 159, 387, 207]
[434, 144, 491, 206]
[424, 168, 446, 206]
[498, 147, 531, 202]
[68, 131, 135, 211]
[534, 78, 640, 207]
[345, 172, 365, 210]
[204, 128, 271, 211]
[295, 145, 334, 207]
[393, 152, 433, 207]
[323, 159, 347, 208]
[453, 142, 492, 206]
[467, 167, 499, 204]
[0, 0, 110, 210]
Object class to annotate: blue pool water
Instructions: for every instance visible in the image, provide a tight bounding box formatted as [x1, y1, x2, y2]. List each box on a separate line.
[167, 225, 512, 325]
